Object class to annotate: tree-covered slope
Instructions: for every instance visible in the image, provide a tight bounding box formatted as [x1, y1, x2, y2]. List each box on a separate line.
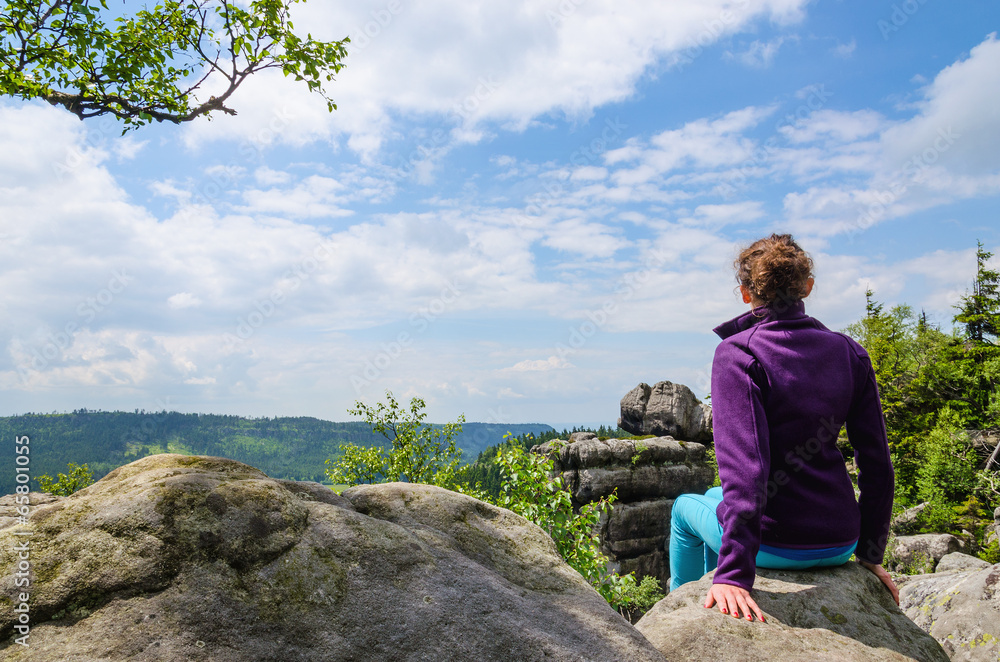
[0, 410, 552, 494]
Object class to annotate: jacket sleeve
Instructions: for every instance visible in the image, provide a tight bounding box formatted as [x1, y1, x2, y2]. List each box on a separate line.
[845, 349, 895, 565]
[711, 339, 771, 591]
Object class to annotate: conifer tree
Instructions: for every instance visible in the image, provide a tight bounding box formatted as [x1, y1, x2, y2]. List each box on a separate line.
[955, 241, 1000, 344]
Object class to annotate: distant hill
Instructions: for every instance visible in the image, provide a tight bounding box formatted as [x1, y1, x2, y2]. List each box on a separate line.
[0, 410, 554, 494]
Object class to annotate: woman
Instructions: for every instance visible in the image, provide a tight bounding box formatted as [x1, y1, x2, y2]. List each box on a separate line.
[668, 233, 899, 623]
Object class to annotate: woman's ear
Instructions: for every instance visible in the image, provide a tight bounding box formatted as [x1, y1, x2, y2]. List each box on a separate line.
[804, 278, 815, 298]
[740, 285, 752, 304]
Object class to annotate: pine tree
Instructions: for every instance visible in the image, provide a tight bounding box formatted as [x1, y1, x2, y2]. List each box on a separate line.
[955, 241, 1000, 344]
[952, 241, 1000, 428]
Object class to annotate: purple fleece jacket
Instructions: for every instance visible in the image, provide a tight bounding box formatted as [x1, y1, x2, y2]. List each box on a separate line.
[710, 299, 894, 591]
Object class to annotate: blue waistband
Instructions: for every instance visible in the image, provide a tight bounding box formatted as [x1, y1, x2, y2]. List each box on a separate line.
[758, 541, 857, 560]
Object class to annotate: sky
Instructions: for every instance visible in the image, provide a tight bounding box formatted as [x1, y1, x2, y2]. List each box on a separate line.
[1, 0, 999, 429]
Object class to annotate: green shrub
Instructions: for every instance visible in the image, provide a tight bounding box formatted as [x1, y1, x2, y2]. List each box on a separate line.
[325, 391, 464, 488]
[915, 409, 978, 531]
[978, 539, 1000, 565]
[490, 437, 663, 616]
[37, 463, 94, 496]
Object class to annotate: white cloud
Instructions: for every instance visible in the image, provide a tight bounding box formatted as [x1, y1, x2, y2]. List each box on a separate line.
[778, 35, 1000, 238]
[179, 0, 809, 158]
[168, 293, 203, 310]
[237, 175, 355, 219]
[505, 356, 573, 372]
[780, 110, 885, 144]
[832, 40, 856, 59]
[727, 38, 786, 68]
[678, 201, 765, 227]
[541, 219, 627, 258]
[607, 106, 775, 186]
[255, 167, 293, 186]
[881, 34, 1000, 177]
[572, 166, 608, 181]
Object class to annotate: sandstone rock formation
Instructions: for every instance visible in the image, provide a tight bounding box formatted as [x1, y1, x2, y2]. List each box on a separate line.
[899, 561, 1000, 661]
[934, 551, 992, 574]
[533, 432, 713, 587]
[889, 533, 964, 573]
[618, 381, 713, 442]
[0, 454, 667, 662]
[636, 564, 949, 662]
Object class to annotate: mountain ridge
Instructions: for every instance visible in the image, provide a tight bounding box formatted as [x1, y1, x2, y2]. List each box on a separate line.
[0, 410, 554, 494]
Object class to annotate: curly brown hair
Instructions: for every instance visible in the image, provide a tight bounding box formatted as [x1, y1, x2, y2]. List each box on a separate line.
[735, 234, 814, 306]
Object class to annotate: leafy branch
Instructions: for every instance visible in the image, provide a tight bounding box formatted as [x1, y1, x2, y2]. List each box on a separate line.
[0, 0, 349, 129]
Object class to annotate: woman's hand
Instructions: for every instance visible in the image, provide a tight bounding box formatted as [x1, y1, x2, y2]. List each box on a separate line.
[704, 583, 766, 622]
[857, 560, 899, 605]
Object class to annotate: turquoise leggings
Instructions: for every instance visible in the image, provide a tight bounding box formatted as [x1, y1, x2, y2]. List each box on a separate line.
[668, 486, 857, 591]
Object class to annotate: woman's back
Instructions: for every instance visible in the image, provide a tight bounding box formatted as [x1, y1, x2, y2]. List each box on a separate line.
[711, 299, 892, 560]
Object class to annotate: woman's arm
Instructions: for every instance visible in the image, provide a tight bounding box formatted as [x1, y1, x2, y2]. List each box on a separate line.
[710, 340, 771, 592]
[845, 350, 895, 567]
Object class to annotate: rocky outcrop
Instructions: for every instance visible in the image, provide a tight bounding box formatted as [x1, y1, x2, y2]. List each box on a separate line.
[900, 561, 1000, 661]
[534, 432, 714, 588]
[889, 533, 964, 573]
[618, 381, 713, 442]
[890, 502, 929, 536]
[0, 454, 667, 662]
[636, 564, 949, 662]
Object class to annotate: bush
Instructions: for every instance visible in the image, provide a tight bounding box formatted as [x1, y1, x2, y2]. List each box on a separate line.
[37, 463, 94, 496]
[325, 391, 464, 488]
[488, 437, 663, 616]
[915, 409, 978, 531]
[978, 539, 1000, 565]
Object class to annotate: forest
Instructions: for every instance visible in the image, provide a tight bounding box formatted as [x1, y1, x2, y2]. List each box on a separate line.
[840, 241, 1000, 553]
[0, 411, 551, 495]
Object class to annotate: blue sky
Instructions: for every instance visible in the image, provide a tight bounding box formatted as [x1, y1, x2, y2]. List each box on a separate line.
[2, 0, 999, 429]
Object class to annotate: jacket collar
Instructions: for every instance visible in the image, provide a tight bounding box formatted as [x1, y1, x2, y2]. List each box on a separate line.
[713, 299, 807, 340]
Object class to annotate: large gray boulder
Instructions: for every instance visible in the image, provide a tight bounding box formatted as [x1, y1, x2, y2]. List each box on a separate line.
[0, 454, 667, 662]
[635, 564, 949, 662]
[619, 381, 713, 442]
[934, 552, 992, 574]
[889, 533, 964, 573]
[899, 562, 1000, 661]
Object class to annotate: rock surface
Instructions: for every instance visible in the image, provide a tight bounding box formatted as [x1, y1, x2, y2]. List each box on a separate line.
[890, 533, 964, 573]
[618, 381, 713, 442]
[0, 492, 61, 530]
[899, 561, 1000, 661]
[935, 552, 992, 574]
[636, 564, 949, 662]
[534, 434, 713, 587]
[0, 454, 667, 662]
